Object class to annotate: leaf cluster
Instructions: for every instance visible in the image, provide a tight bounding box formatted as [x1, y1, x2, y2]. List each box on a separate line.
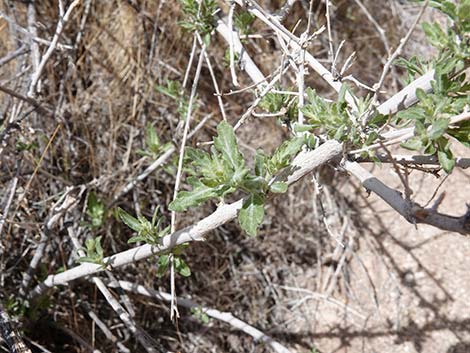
[117, 207, 191, 277]
[85, 192, 105, 229]
[191, 307, 210, 324]
[259, 90, 298, 121]
[394, 0, 470, 173]
[169, 121, 304, 236]
[78, 236, 105, 265]
[178, 0, 217, 40]
[234, 11, 256, 37]
[156, 251, 191, 278]
[301, 87, 386, 153]
[137, 123, 172, 159]
[117, 207, 169, 245]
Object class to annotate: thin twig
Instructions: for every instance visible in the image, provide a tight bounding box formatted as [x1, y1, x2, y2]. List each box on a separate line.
[371, 0, 429, 105]
[28, 0, 82, 97]
[228, 1, 239, 87]
[169, 41, 206, 321]
[105, 280, 293, 353]
[195, 33, 227, 120]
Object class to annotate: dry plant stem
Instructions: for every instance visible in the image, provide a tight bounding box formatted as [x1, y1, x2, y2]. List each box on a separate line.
[195, 33, 227, 120]
[377, 70, 435, 115]
[170, 42, 207, 320]
[0, 174, 18, 245]
[28, 0, 82, 97]
[228, 1, 239, 87]
[0, 12, 73, 50]
[182, 36, 198, 89]
[19, 188, 82, 296]
[27, 2, 40, 77]
[276, 284, 365, 320]
[379, 142, 412, 200]
[68, 228, 158, 353]
[231, 0, 353, 105]
[234, 62, 292, 130]
[297, 0, 315, 126]
[92, 279, 158, 353]
[105, 280, 293, 353]
[81, 302, 131, 353]
[343, 161, 470, 235]
[216, 19, 265, 84]
[275, 0, 298, 21]
[0, 306, 32, 353]
[325, 0, 335, 67]
[355, 154, 470, 168]
[0, 45, 29, 67]
[31, 141, 343, 297]
[0, 84, 54, 118]
[372, 0, 429, 103]
[74, 0, 92, 48]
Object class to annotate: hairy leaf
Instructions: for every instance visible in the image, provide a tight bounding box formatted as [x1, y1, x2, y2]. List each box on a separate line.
[270, 181, 288, 194]
[169, 185, 218, 212]
[238, 194, 265, 237]
[117, 208, 142, 233]
[213, 121, 245, 171]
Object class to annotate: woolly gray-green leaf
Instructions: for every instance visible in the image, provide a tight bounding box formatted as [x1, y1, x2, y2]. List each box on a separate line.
[169, 185, 218, 212]
[213, 121, 244, 171]
[238, 194, 265, 237]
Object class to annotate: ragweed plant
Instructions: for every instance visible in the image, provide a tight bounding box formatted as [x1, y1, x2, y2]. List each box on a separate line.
[169, 121, 304, 236]
[178, 0, 217, 43]
[137, 123, 172, 159]
[234, 10, 256, 37]
[77, 236, 106, 266]
[392, 0, 470, 172]
[85, 192, 106, 230]
[117, 207, 191, 277]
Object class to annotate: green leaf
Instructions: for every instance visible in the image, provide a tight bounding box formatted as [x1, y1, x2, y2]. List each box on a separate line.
[270, 137, 304, 171]
[428, 118, 449, 140]
[400, 137, 423, 151]
[175, 257, 191, 277]
[241, 175, 268, 194]
[238, 194, 265, 237]
[169, 185, 218, 212]
[156, 255, 170, 277]
[438, 149, 455, 173]
[259, 92, 286, 113]
[127, 235, 146, 244]
[270, 181, 288, 194]
[447, 120, 470, 147]
[293, 123, 314, 133]
[255, 149, 268, 177]
[117, 208, 142, 233]
[213, 121, 244, 171]
[422, 22, 447, 48]
[86, 192, 105, 229]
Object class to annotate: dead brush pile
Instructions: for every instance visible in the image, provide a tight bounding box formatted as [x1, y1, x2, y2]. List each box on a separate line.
[1, 1, 470, 353]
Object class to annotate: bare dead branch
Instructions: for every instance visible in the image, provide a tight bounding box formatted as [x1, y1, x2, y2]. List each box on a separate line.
[343, 161, 470, 235]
